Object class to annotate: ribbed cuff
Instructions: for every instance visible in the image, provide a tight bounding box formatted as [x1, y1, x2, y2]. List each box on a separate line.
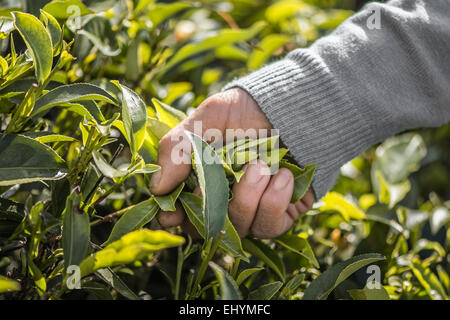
[223, 49, 374, 199]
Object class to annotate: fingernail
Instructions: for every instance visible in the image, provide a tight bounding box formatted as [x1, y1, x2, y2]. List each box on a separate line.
[245, 162, 265, 185]
[150, 170, 161, 191]
[273, 169, 291, 190]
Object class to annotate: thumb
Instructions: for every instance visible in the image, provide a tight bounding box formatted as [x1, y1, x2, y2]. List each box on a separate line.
[149, 95, 231, 195]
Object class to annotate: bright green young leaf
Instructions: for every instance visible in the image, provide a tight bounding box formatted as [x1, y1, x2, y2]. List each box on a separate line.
[303, 253, 385, 300]
[115, 82, 148, 157]
[209, 261, 242, 300]
[410, 259, 448, 300]
[248, 34, 290, 70]
[153, 183, 185, 212]
[188, 132, 229, 240]
[0, 275, 21, 293]
[0, 134, 67, 186]
[92, 150, 128, 179]
[152, 98, 186, 128]
[31, 83, 116, 117]
[11, 11, 53, 84]
[179, 192, 247, 261]
[40, 10, 62, 52]
[161, 21, 266, 73]
[42, 0, 93, 19]
[146, 2, 191, 29]
[279, 160, 316, 203]
[102, 198, 159, 246]
[248, 281, 283, 300]
[242, 238, 285, 281]
[348, 282, 390, 300]
[62, 193, 90, 270]
[28, 260, 46, 296]
[319, 191, 366, 221]
[147, 117, 172, 140]
[80, 229, 184, 277]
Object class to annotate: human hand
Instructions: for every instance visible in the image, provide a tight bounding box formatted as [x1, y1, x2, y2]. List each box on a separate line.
[150, 88, 315, 239]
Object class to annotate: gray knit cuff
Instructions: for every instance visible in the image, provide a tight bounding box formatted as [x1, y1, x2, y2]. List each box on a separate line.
[223, 49, 374, 200]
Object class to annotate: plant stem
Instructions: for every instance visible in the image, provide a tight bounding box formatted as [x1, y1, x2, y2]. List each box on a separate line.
[231, 257, 241, 280]
[190, 231, 225, 299]
[174, 246, 183, 300]
[90, 203, 135, 227]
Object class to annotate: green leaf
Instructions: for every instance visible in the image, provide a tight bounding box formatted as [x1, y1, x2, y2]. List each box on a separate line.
[147, 118, 172, 140]
[319, 191, 366, 221]
[161, 21, 266, 74]
[187, 132, 229, 240]
[31, 83, 116, 117]
[152, 98, 186, 128]
[42, 0, 93, 19]
[146, 2, 191, 29]
[280, 161, 316, 203]
[40, 10, 62, 52]
[348, 282, 390, 300]
[102, 198, 159, 246]
[11, 11, 53, 84]
[242, 238, 285, 281]
[0, 275, 21, 293]
[303, 253, 385, 300]
[62, 193, 90, 270]
[209, 261, 242, 300]
[28, 259, 46, 296]
[153, 183, 184, 212]
[95, 267, 139, 300]
[275, 233, 319, 268]
[248, 34, 290, 70]
[115, 82, 147, 157]
[236, 268, 264, 286]
[179, 192, 247, 261]
[80, 229, 184, 277]
[92, 150, 128, 179]
[248, 281, 283, 300]
[410, 259, 448, 300]
[0, 134, 67, 186]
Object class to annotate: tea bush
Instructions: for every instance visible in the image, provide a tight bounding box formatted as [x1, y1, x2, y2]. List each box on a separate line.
[0, 0, 448, 300]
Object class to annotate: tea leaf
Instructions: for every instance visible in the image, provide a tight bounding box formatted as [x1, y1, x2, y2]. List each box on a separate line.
[152, 98, 186, 128]
[348, 282, 390, 300]
[275, 233, 319, 268]
[303, 253, 385, 300]
[0, 134, 67, 186]
[153, 183, 185, 212]
[209, 261, 242, 300]
[242, 238, 285, 281]
[12, 11, 52, 84]
[62, 193, 90, 269]
[248, 281, 283, 300]
[102, 198, 159, 246]
[0, 275, 21, 293]
[236, 267, 264, 286]
[187, 132, 229, 240]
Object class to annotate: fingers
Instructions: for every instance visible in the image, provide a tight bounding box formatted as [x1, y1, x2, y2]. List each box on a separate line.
[149, 93, 232, 196]
[251, 168, 295, 239]
[228, 160, 271, 237]
[157, 205, 185, 227]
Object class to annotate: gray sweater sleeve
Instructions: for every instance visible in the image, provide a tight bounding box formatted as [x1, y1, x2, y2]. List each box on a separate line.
[224, 0, 450, 200]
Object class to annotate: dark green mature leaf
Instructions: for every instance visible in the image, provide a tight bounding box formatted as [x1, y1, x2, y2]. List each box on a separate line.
[95, 268, 139, 300]
[153, 183, 184, 212]
[12, 11, 53, 84]
[242, 238, 285, 281]
[248, 281, 283, 300]
[188, 132, 229, 240]
[102, 198, 159, 246]
[0, 198, 25, 222]
[31, 83, 116, 117]
[303, 253, 385, 300]
[115, 82, 147, 157]
[209, 261, 242, 300]
[275, 233, 319, 268]
[179, 192, 247, 261]
[62, 193, 90, 270]
[0, 134, 67, 186]
[236, 267, 264, 286]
